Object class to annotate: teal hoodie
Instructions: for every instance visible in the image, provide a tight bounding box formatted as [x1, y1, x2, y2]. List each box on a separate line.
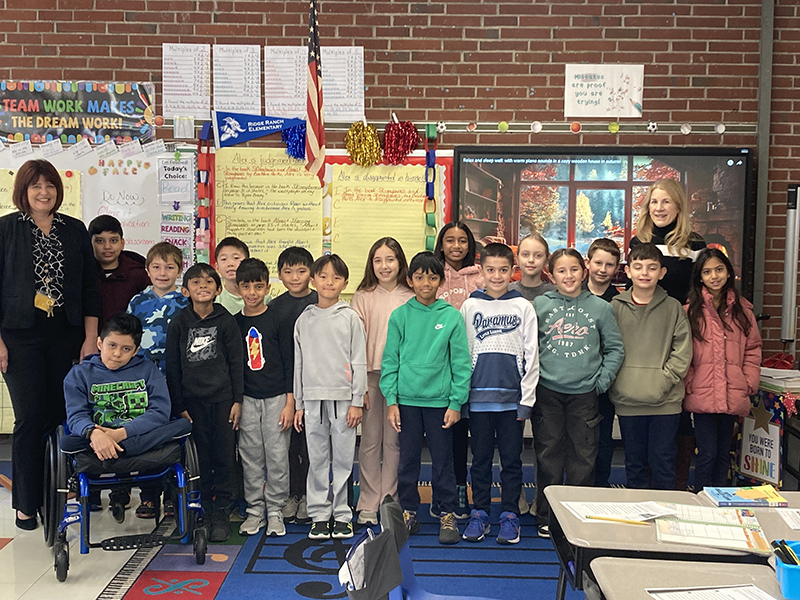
[380, 297, 471, 412]
[533, 290, 624, 395]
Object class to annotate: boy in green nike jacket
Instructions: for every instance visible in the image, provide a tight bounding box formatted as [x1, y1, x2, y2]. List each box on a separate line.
[381, 251, 471, 545]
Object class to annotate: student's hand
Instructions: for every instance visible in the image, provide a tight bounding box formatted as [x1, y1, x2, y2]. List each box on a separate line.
[294, 409, 305, 433]
[387, 405, 401, 433]
[89, 428, 123, 461]
[346, 406, 363, 429]
[179, 410, 192, 423]
[279, 402, 295, 432]
[362, 392, 370, 411]
[96, 425, 127, 443]
[0, 335, 8, 373]
[229, 403, 241, 430]
[442, 409, 461, 429]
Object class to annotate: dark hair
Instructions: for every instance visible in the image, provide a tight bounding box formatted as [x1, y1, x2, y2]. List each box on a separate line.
[214, 236, 250, 261]
[480, 242, 514, 266]
[278, 246, 313, 271]
[434, 221, 477, 269]
[88, 215, 123, 238]
[12, 159, 64, 215]
[100, 312, 143, 347]
[357, 237, 410, 291]
[548, 248, 586, 275]
[627, 242, 663, 266]
[146, 242, 183, 269]
[182, 263, 221, 290]
[587, 238, 621, 262]
[686, 248, 751, 342]
[236, 257, 270, 284]
[311, 254, 349, 280]
[408, 251, 445, 280]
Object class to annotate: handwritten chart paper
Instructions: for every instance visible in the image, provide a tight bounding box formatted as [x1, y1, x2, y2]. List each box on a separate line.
[215, 148, 322, 298]
[0, 169, 81, 218]
[213, 45, 261, 115]
[331, 164, 435, 294]
[264, 46, 306, 118]
[321, 47, 365, 121]
[564, 64, 644, 118]
[163, 43, 211, 119]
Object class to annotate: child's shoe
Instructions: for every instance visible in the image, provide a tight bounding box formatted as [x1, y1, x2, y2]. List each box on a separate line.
[308, 521, 331, 540]
[403, 510, 420, 535]
[428, 501, 440, 518]
[239, 514, 266, 536]
[266, 515, 286, 537]
[357, 510, 378, 526]
[537, 524, 550, 539]
[438, 512, 460, 545]
[332, 521, 354, 539]
[462, 509, 490, 542]
[496, 511, 521, 545]
[454, 485, 470, 520]
[518, 489, 530, 516]
[135, 500, 157, 519]
[282, 496, 298, 523]
[209, 508, 231, 542]
[295, 496, 311, 525]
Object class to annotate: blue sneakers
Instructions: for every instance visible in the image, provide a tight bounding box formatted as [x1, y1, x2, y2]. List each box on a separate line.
[497, 511, 521, 544]
[462, 509, 490, 542]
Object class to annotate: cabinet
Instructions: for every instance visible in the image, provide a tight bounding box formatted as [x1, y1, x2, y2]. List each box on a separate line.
[461, 163, 505, 243]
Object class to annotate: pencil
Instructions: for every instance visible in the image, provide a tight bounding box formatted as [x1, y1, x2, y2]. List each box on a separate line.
[586, 515, 650, 526]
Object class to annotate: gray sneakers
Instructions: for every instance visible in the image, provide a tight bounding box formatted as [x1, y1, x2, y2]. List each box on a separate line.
[282, 497, 299, 523]
[239, 514, 266, 536]
[266, 515, 286, 537]
[296, 496, 311, 525]
[357, 510, 378, 526]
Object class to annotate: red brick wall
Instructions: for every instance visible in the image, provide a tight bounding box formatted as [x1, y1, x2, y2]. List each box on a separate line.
[0, 0, 797, 354]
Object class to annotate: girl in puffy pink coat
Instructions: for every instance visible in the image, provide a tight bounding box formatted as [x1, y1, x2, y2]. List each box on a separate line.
[684, 248, 762, 490]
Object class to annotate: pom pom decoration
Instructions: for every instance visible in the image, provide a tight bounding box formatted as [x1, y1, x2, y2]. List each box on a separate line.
[345, 120, 381, 167]
[383, 119, 419, 165]
[282, 122, 306, 160]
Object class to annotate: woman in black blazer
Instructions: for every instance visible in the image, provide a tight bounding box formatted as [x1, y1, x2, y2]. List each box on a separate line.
[0, 159, 101, 529]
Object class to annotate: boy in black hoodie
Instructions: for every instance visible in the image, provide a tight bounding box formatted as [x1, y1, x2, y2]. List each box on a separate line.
[166, 263, 244, 543]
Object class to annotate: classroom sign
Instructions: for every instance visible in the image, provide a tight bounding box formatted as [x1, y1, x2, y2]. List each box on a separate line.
[563, 64, 644, 118]
[738, 394, 782, 486]
[0, 81, 156, 144]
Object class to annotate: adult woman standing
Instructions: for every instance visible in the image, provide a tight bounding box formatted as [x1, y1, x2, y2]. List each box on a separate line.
[628, 178, 706, 491]
[0, 159, 100, 529]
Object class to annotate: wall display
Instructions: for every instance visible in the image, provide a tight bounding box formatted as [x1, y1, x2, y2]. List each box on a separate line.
[564, 64, 644, 118]
[162, 43, 211, 120]
[0, 81, 156, 144]
[212, 44, 261, 115]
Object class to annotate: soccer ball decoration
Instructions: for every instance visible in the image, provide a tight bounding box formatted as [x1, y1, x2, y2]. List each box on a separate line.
[647, 121, 658, 133]
[436, 121, 447, 134]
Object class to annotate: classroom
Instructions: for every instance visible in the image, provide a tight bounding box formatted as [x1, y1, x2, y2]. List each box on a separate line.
[0, 1, 798, 599]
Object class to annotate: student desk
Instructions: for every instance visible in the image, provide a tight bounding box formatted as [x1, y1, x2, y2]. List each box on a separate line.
[589, 557, 785, 600]
[544, 486, 761, 600]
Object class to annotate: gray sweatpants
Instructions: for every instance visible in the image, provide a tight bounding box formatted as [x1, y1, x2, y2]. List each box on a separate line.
[239, 394, 291, 519]
[304, 400, 356, 523]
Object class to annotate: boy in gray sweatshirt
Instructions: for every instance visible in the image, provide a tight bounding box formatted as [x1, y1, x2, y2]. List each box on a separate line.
[293, 254, 367, 541]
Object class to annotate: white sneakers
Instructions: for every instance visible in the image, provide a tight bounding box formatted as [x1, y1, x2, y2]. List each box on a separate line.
[239, 514, 266, 536]
[267, 515, 286, 537]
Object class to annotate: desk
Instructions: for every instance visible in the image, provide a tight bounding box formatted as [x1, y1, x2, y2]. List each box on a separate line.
[545, 486, 757, 600]
[590, 557, 785, 600]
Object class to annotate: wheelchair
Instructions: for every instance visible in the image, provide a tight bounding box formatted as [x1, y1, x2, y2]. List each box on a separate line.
[42, 424, 207, 582]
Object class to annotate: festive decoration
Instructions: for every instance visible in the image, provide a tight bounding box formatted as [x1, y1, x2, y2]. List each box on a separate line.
[570, 121, 582, 133]
[498, 121, 509, 133]
[383, 119, 419, 165]
[282, 122, 306, 160]
[345, 121, 381, 167]
[647, 121, 659, 133]
[680, 123, 692, 135]
[530, 121, 542, 133]
[608, 122, 620, 134]
[715, 123, 726, 134]
[436, 121, 447, 134]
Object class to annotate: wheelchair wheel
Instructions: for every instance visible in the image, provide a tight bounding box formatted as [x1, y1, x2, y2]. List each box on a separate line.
[183, 436, 202, 531]
[54, 539, 69, 582]
[193, 527, 207, 565]
[43, 429, 68, 548]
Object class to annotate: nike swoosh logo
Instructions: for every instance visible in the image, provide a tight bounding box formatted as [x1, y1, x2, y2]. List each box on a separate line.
[435, 323, 444, 330]
[189, 338, 213, 353]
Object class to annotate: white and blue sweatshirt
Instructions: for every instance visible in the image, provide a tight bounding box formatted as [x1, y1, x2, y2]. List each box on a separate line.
[460, 289, 539, 419]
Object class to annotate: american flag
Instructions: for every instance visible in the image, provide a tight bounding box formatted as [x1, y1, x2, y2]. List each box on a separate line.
[305, 0, 325, 187]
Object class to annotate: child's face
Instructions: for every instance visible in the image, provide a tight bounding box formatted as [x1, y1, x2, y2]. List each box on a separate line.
[92, 230, 125, 268]
[517, 238, 547, 279]
[551, 256, 585, 298]
[699, 256, 729, 295]
[441, 227, 469, 268]
[147, 257, 181, 294]
[373, 244, 399, 287]
[481, 256, 513, 298]
[624, 259, 666, 291]
[649, 188, 680, 228]
[97, 331, 138, 371]
[182, 273, 221, 305]
[278, 263, 312, 296]
[586, 249, 619, 287]
[407, 269, 442, 306]
[311, 262, 347, 303]
[216, 246, 247, 283]
[238, 279, 270, 310]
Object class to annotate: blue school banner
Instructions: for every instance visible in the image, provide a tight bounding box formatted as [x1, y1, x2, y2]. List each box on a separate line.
[212, 110, 304, 148]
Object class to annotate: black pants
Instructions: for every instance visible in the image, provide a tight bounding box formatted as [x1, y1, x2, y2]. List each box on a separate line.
[469, 410, 523, 515]
[397, 405, 456, 514]
[451, 417, 469, 487]
[2, 311, 82, 515]
[618, 413, 680, 490]
[533, 385, 600, 525]
[693, 412, 738, 491]
[594, 391, 615, 487]
[61, 418, 193, 457]
[289, 426, 309, 498]
[187, 399, 237, 511]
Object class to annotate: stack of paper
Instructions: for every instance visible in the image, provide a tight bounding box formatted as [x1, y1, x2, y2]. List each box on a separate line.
[760, 367, 800, 393]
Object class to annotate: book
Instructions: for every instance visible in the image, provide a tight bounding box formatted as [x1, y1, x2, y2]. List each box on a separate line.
[760, 368, 800, 393]
[700, 485, 788, 508]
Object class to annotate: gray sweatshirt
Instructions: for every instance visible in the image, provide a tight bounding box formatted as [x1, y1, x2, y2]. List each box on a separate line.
[293, 301, 368, 409]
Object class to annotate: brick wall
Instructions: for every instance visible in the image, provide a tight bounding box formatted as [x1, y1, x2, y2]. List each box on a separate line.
[0, 0, 797, 354]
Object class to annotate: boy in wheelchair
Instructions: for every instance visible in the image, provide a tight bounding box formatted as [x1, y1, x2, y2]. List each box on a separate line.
[61, 313, 192, 517]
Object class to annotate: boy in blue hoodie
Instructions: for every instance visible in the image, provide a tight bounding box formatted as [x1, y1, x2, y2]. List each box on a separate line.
[62, 313, 192, 518]
[381, 251, 471, 545]
[459, 243, 539, 545]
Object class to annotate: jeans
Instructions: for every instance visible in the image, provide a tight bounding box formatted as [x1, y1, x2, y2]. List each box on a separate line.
[618, 413, 680, 490]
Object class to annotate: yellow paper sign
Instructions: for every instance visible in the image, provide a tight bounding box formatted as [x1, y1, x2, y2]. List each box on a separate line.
[0, 169, 81, 219]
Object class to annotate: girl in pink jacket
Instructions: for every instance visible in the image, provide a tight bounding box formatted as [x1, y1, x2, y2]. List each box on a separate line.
[684, 249, 762, 490]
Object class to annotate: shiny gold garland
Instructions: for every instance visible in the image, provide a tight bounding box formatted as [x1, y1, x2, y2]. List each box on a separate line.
[345, 121, 381, 167]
